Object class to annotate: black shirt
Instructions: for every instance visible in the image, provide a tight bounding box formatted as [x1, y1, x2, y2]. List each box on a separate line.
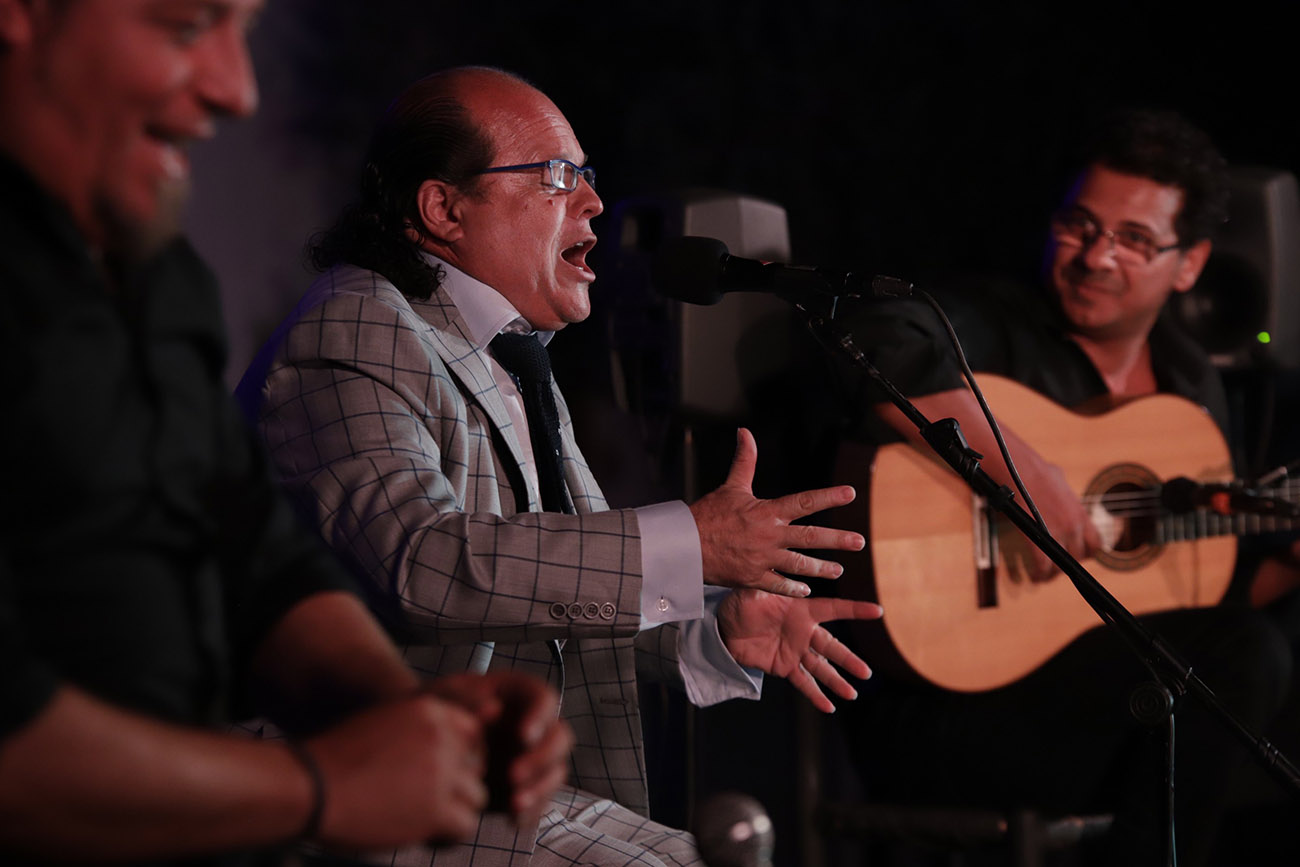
[835, 276, 1230, 436]
[0, 155, 354, 748]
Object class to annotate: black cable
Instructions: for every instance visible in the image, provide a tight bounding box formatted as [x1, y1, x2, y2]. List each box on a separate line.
[917, 289, 1049, 532]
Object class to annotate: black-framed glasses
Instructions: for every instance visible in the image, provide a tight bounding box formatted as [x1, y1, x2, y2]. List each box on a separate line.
[1050, 207, 1180, 264]
[477, 158, 596, 192]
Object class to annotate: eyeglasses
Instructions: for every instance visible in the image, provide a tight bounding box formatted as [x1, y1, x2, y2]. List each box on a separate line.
[1050, 208, 1181, 264]
[477, 158, 596, 192]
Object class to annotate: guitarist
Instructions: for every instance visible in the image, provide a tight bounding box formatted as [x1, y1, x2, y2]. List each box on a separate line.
[830, 110, 1297, 867]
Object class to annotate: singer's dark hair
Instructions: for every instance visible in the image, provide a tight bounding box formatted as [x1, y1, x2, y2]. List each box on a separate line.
[1074, 108, 1229, 245]
[308, 67, 525, 300]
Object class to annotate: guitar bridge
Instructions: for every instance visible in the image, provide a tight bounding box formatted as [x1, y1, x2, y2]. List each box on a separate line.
[974, 494, 998, 608]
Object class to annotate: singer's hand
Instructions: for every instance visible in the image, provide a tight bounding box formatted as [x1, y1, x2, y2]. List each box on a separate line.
[717, 590, 883, 712]
[689, 428, 865, 597]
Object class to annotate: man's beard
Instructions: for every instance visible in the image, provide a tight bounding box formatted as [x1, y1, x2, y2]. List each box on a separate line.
[96, 174, 191, 267]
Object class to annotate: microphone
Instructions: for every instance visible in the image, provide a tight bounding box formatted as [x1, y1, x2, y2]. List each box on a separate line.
[691, 791, 775, 867]
[651, 236, 914, 309]
[1160, 476, 1300, 518]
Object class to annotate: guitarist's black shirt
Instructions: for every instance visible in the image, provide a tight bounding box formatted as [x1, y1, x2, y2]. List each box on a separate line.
[833, 275, 1230, 438]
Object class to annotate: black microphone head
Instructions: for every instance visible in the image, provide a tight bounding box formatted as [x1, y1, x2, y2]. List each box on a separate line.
[691, 791, 775, 867]
[651, 235, 731, 305]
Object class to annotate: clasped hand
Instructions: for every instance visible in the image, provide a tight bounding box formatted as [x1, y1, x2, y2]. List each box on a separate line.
[424, 672, 572, 831]
[305, 672, 570, 848]
[690, 428, 866, 598]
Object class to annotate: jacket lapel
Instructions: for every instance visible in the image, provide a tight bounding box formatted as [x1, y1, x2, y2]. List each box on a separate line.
[407, 289, 539, 509]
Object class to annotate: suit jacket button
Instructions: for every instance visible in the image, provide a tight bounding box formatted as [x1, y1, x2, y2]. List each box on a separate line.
[550, 602, 567, 619]
[567, 602, 584, 619]
[584, 602, 600, 619]
[599, 602, 616, 620]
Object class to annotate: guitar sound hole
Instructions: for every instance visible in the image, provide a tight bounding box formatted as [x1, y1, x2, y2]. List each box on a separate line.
[1086, 463, 1164, 571]
[1100, 482, 1156, 551]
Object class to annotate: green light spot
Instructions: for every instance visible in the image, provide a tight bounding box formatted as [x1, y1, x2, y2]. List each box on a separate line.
[1257, 331, 1272, 345]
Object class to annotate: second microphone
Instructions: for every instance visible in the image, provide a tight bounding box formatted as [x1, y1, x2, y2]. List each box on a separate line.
[650, 235, 914, 308]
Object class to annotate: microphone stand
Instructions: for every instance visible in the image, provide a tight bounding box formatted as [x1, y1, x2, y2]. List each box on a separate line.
[801, 307, 1300, 864]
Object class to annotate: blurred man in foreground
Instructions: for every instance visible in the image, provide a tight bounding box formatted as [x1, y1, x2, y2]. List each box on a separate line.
[0, 3, 568, 864]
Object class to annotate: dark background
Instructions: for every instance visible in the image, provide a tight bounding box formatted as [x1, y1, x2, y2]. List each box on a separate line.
[251, 0, 1300, 288]
[191, 2, 1300, 862]
[198, 0, 1300, 468]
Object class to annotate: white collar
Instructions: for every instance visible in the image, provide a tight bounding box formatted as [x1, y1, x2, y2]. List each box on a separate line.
[421, 251, 555, 348]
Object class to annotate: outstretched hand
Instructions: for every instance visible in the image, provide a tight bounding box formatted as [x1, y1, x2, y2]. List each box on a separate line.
[690, 428, 865, 597]
[717, 590, 883, 712]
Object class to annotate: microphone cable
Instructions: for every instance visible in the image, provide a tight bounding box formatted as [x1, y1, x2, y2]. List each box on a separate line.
[916, 288, 1050, 534]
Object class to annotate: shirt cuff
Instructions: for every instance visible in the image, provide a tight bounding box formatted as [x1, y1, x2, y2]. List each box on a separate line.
[680, 587, 764, 707]
[635, 500, 704, 629]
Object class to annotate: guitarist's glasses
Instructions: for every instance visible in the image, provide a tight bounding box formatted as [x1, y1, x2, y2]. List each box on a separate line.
[1050, 207, 1182, 264]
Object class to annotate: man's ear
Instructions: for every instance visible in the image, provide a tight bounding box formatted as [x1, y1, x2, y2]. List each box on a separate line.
[1171, 239, 1212, 293]
[0, 0, 37, 47]
[414, 178, 465, 246]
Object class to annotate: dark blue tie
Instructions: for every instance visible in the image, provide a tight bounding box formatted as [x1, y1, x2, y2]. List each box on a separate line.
[490, 332, 572, 513]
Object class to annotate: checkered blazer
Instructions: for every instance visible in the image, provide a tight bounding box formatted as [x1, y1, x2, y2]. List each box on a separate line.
[244, 264, 693, 865]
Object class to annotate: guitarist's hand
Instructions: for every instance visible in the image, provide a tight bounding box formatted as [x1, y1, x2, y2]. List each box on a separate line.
[716, 590, 883, 712]
[1010, 457, 1103, 582]
[878, 388, 1104, 584]
[689, 428, 866, 598]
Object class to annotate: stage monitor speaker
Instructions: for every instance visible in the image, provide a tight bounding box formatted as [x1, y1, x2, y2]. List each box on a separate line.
[609, 188, 793, 418]
[1170, 166, 1300, 370]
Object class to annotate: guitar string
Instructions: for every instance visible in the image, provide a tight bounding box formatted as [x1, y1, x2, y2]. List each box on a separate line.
[1079, 493, 1300, 512]
[1073, 480, 1300, 505]
[1074, 479, 1300, 499]
[1026, 482, 1300, 524]
[1081, 504, 1300, 522]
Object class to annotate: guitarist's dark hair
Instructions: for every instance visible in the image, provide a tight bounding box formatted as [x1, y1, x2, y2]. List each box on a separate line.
[1076, 108, 1230, 247]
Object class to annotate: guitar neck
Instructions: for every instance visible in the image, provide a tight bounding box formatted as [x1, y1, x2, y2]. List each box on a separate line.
[1154, 478, 1300, 542]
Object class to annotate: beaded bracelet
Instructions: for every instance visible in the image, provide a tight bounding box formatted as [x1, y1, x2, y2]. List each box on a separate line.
[284, 739, 326, 841]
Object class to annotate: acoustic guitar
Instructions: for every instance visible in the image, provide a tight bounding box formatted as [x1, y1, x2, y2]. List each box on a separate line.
[834, 374, 1298, 693]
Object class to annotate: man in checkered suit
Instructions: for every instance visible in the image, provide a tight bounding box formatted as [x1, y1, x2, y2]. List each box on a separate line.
[238, 66, 882, 866]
